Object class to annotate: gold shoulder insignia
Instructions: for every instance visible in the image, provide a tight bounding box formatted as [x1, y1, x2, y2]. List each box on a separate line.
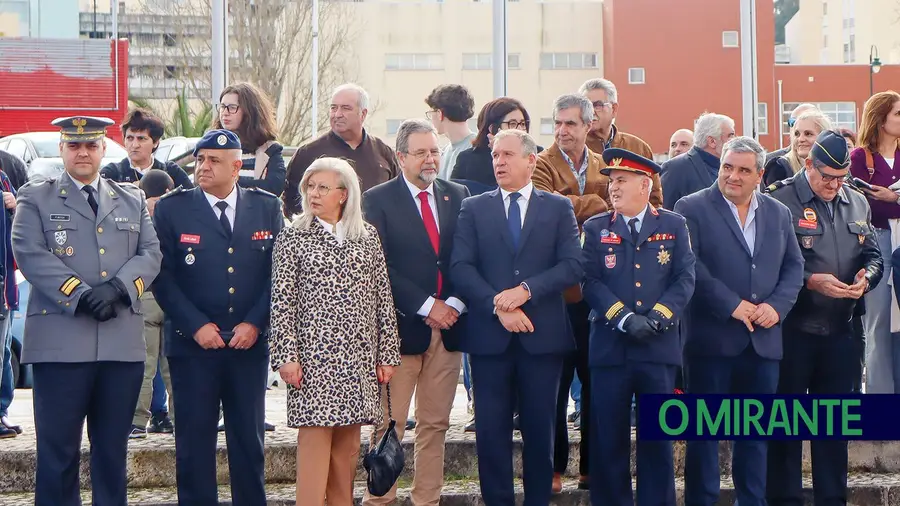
[159, 186, 189, 200]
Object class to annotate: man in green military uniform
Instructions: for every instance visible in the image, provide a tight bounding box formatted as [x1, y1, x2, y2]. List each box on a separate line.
[764, 129, 883, 506]
[11, 116, 162, 506]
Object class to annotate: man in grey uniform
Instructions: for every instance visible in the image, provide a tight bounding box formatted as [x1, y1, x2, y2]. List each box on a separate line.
[10, 116, 162, 506]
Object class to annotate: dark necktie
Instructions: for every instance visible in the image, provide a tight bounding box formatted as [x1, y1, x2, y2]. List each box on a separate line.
[83, 186, 98, 216]
[508, 192, 522, 249]
[629, 217, 639, 244]
[417, 191, 442, 296]
[216, 201, 232, 238]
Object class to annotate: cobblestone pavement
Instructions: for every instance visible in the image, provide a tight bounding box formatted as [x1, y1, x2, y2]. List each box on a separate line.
[0, 383, 580, 451]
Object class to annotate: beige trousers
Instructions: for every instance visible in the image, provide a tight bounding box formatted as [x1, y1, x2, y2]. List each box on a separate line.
[296, 424, 362, 506]
[132, 292, 173, 427]
[362, 329, 462, 506]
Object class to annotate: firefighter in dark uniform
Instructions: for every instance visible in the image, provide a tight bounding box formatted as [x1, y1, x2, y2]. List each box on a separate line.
[151, 129, 284, 506]
[764, 129, 883, 506]
[582, 148, 696, 506]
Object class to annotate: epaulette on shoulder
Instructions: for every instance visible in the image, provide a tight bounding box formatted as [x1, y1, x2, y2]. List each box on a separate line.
[843, 181, 865, 195]
[159, 185, 189, 200]
[246, 186, 278, 198]
[585, 210, 613, 227]
[763, 179, 791, 194]
[19, 177, 56, 191]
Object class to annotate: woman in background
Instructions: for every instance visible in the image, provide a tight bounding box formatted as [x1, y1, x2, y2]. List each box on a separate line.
[211, 82, 286, 196]
[270, 157, 401, 506]
[762, 110, 832, 187]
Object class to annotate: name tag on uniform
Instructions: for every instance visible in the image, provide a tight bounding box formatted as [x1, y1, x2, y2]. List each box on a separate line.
[601, 233, 622, 244]
[798, 219, 817, 229]
[49, 214, 70, 222]
[180, 234, 201, 244]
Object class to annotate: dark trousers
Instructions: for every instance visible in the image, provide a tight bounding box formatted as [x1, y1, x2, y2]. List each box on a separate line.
[767, 329, 862, 506]
[169, 353, 268, 506]
[470, 338, 564, 506]
[33, 361, 143, 506]
[684, 345, 779, 506]
[591, 361, 677, 506]
[554, 300, 590, 476]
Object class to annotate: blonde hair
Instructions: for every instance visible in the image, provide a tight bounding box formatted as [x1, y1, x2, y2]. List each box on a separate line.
[293, 157, 369, 241]
[784, 111, 833, 174]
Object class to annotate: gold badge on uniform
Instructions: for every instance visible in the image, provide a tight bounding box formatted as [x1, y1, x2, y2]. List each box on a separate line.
[657, 249, 671, 265]
[801, 236, 814, 249]
[803, 208, 817, 222]
[856, 220, 867, 244]
[65, 246, 74, 256]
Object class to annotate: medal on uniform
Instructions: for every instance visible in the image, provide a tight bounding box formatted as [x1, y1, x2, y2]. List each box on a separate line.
[801, 236, 814, 249]
[605, 254, 616, 268]
[185, 253, 195, 265]
[65, 246, 74, 256]
[855, 220, 867, 244]
[798, 208, 818, 229]
[55, 231, 67, 245]
[658, 249, 671, 265]
[859, 234, 865, 244]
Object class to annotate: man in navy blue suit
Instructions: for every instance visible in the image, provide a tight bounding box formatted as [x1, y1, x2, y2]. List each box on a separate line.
[582, 148, 695, 506]
[673, 136, 804, 506]
[152, 129, 284, 506]
[450, 128, 583, 506]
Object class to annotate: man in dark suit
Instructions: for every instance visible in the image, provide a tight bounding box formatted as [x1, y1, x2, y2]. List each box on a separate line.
[361, 119, 471, 505]
[450, 128, 583, 506]
[673, 137, 804, 506]
[660, 112, 735, 210]
[582, 148, 696, 506]
[152, 129, 284, 506]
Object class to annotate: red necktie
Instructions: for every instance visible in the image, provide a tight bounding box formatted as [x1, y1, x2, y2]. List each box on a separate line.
[418, 191, 442, 297]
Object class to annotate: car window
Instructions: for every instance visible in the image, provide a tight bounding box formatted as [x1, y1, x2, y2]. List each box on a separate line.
[0, 140, 8, 151]
[6, 139, 28, 159]
[155, 145, 173, 162]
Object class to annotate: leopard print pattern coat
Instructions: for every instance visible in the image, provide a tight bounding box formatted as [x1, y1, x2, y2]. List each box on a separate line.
[269, 219, 401, 427]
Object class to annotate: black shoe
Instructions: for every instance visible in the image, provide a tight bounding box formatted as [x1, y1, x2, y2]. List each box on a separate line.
[148, 413, 174, 434]
[218, 418, 225, 432]
[129, 425, 147, 439]
[406, 418, 417, 431]
[464, 418, 476, 433]
[573, 412, 581, 429]
[1, 416, 22, 435]
[513, 414, 521, 431]
[567, 410, 580, 423]
[0, 426, 16, 439]
[264, 421, 275, 432]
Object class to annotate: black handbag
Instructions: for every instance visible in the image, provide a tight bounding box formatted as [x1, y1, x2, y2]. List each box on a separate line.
[362, 383, 405, 496]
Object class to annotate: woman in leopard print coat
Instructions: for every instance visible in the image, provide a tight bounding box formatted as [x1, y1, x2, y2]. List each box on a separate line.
[269, 157, 401, 505]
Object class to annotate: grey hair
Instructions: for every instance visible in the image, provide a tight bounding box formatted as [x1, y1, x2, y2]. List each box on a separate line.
[552, 93, 594, 125]
[579, 78, 618, 104]
[293, 157, 369, 241]
[493, 129, 538, 157]
[331, 83, 370, 111]
[722, 136, 766, 172]
[693, 113, 735, 148]
[395, 118, 436, 154]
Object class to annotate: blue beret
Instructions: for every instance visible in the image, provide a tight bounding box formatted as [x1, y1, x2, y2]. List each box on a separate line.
[193, 129, 241, 156]
[810, 129, 851, 170]
[52, 116, 114, 143]
[601, 147, 661, 176]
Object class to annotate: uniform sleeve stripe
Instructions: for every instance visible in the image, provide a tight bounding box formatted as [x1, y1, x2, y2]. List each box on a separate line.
[605, 301, 625, 321]
[134, 277, 144, 297]
[653, 303, 673, 319]
[60, 277, 81, 296]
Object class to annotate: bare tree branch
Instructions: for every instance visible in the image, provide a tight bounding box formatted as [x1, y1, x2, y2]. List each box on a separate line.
[138, 0, 358, 146]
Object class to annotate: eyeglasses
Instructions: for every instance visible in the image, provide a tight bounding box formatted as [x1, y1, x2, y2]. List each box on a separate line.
[813, 164, 847, 184]
[405, 149, 441, 160]
[425, 110, 440, 120]
[306, 183, 345, 196]
[499, 120, 529, 131]
[592, 100, 612, 110]
[216, 103, 240, 115]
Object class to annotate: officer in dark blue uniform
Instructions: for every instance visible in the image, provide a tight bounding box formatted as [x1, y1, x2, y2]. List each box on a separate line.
[152, 129, 284, 506]
[764, 130, 883, 506]
[582, 148, 696, 506]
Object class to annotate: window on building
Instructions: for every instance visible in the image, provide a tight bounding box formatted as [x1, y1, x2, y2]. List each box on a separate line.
[164, 65, 178, 79]
[508, 53, 521, 69]
[539, 53, 598, 70]
[540, 118, 554, 135]
[823, 35, 828, 48]
[386, 119, 403, 136]
[628, 68, 645, 84]
[722, 31, 739, 48]
[462, 53, 521, 70]
[782, 102, 857, 132]
[119, 1, 126, 12]
[757, 103, 768, 135]
[164, 34, 177, 47]
[823, 1, 828, 15]
[385, 53, 444, 70]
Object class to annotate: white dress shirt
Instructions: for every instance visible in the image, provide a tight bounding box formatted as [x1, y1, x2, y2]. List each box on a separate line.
[403, 176, 467, 317]
[131, 161, 153, 177]
[71, 173, 100, 195]
[617, 205, 649, 331]
[499, 181, 534, 228]
[204, 185, 238, 230]
[316, 216, 347, 244]
[723, 191, 758, 254]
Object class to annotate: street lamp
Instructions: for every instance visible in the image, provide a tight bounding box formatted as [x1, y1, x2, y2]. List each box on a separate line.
[870, 45, 882, 97]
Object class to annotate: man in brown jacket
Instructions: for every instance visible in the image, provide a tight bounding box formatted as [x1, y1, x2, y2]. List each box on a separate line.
[579, 78, 663, 208]
[531, 93, 601, 492]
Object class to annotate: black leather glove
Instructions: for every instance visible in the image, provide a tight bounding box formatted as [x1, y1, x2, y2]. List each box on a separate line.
[75, 289, 94, 316]
[623, 314, 661, 343]
[85, 278, 129, 314]
[94, 304, 118, 322]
